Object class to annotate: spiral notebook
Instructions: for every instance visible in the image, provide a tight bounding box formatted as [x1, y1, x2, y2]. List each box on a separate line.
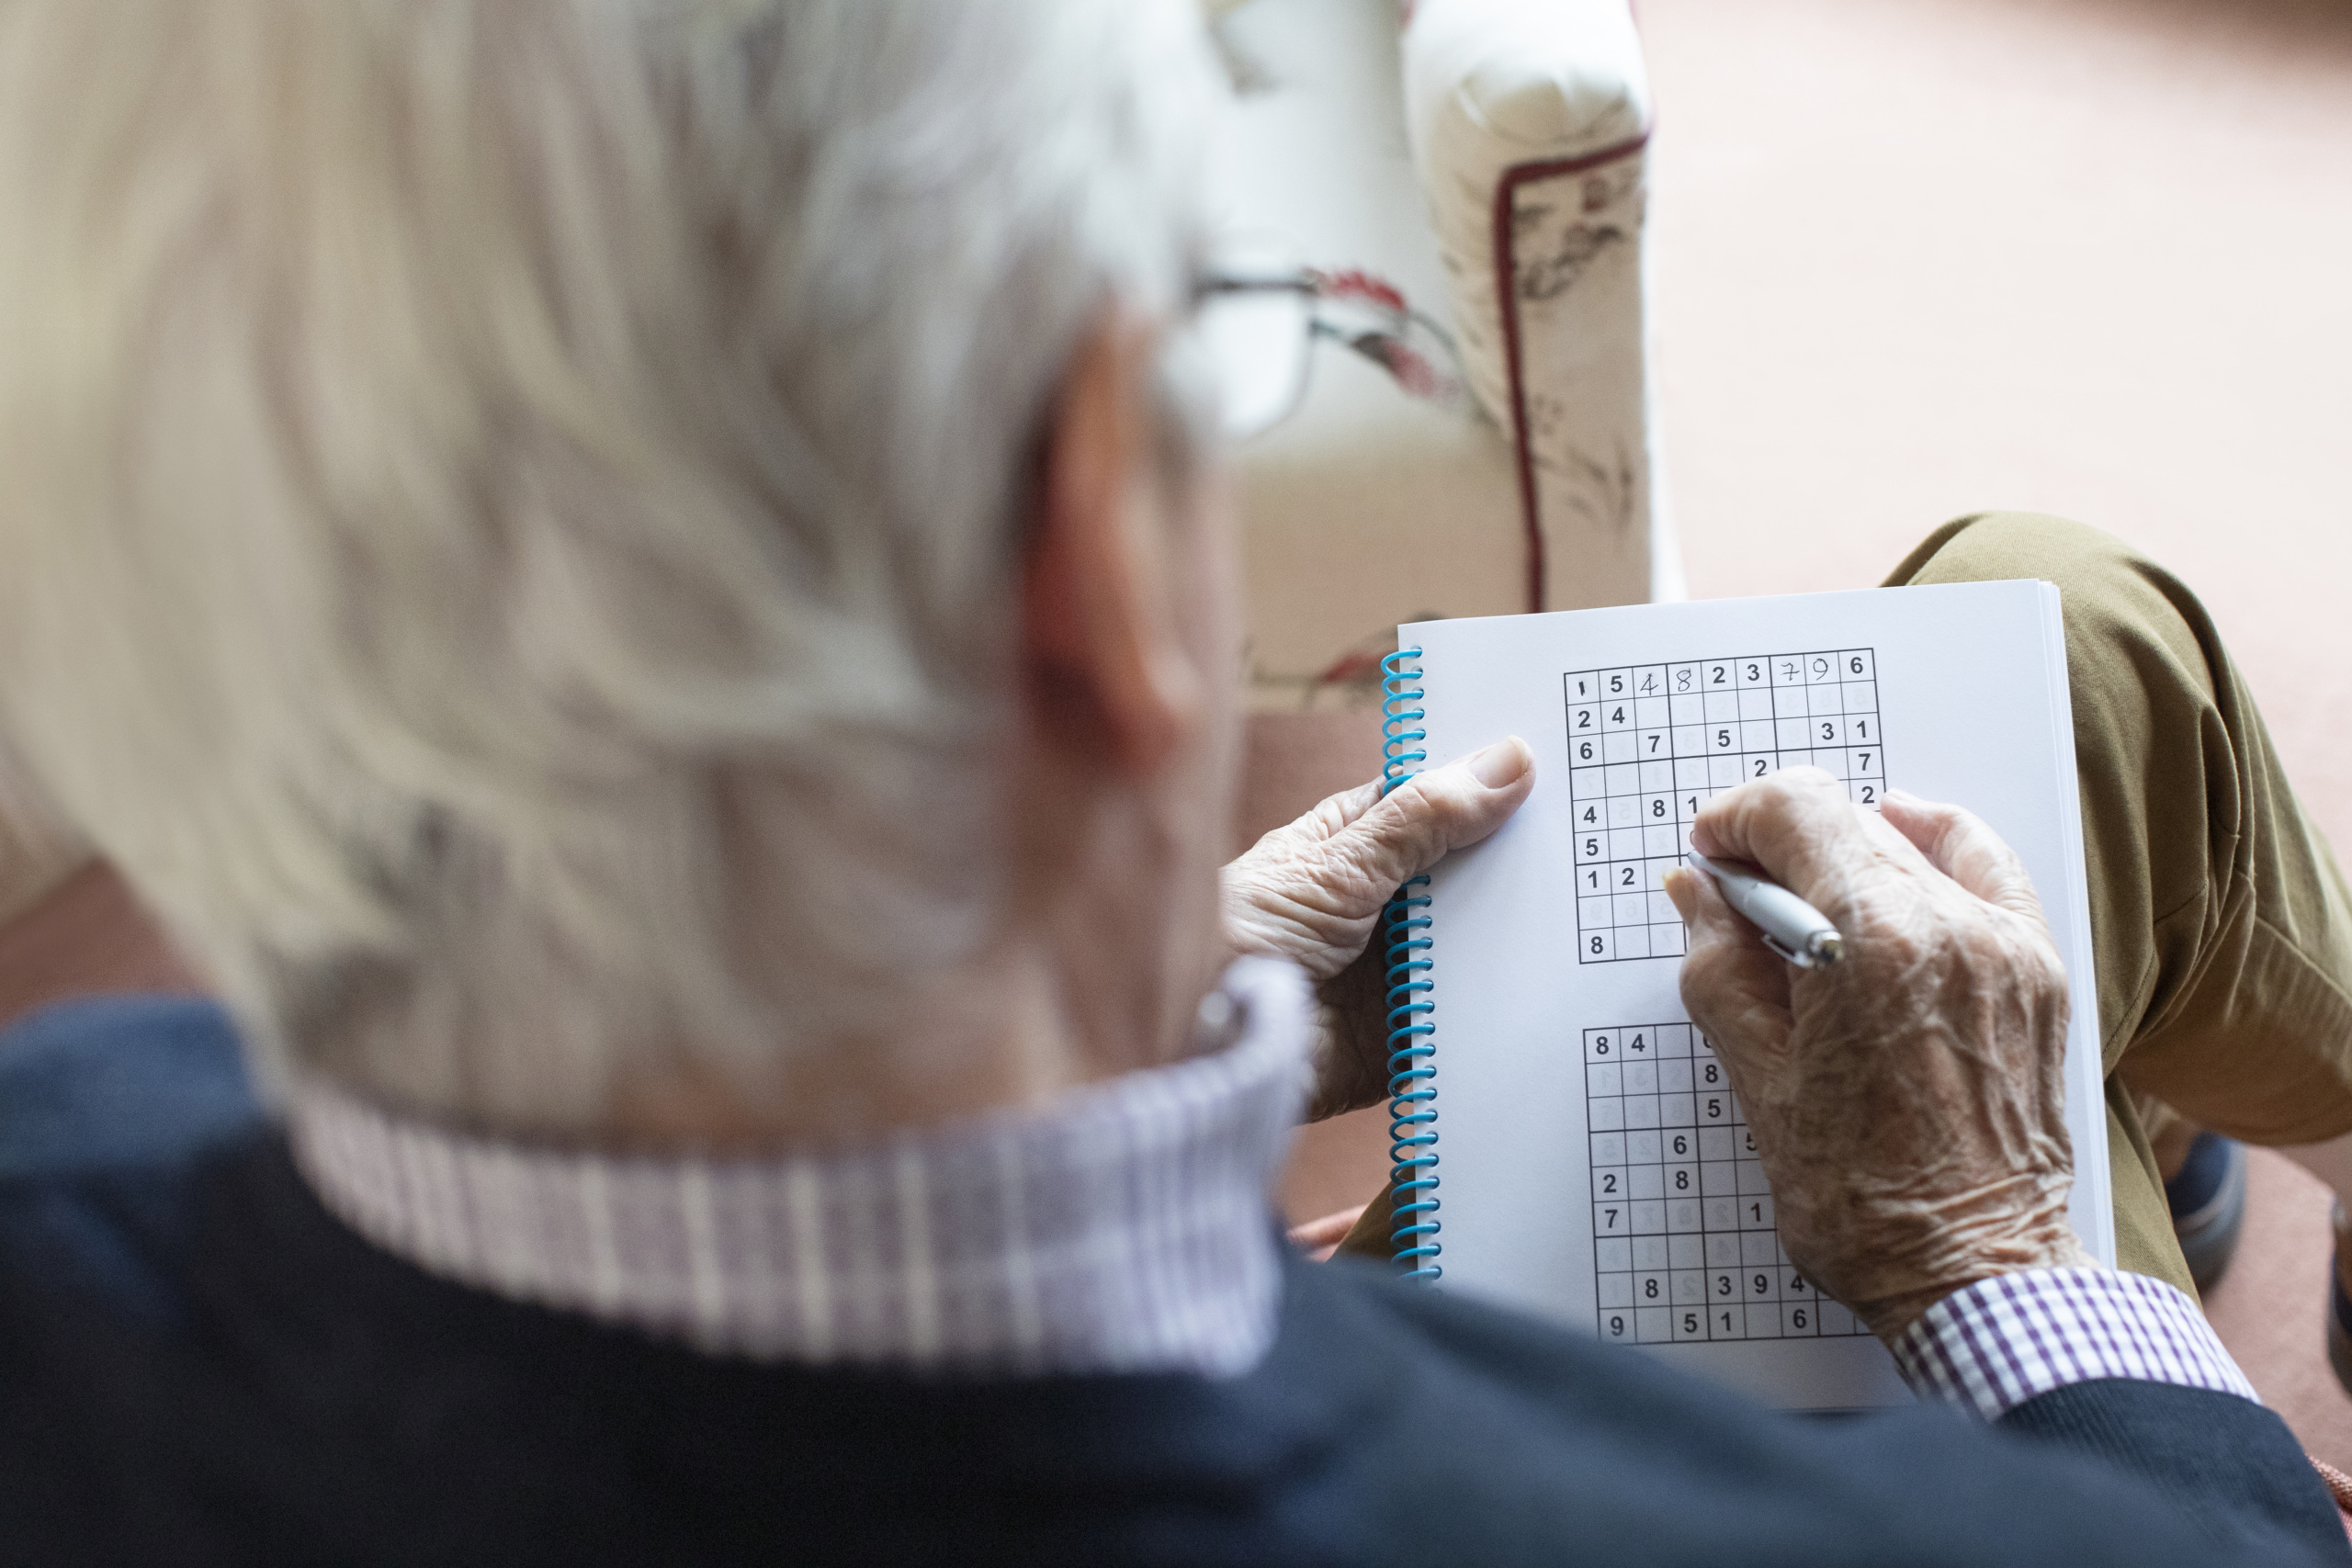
[1382, 581, 2113, 1410]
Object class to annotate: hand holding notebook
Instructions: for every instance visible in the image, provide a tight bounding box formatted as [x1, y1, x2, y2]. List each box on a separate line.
[1220, 739, 1533, 1120]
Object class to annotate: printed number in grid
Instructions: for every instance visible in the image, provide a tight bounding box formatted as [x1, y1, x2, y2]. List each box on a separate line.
[1564, 651, 1883, 964]
[1583, 1023, 1871, 1344]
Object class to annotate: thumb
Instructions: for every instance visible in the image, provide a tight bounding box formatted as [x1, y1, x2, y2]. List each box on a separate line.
[1879, 790, 2051, 931]
[1329, 736, 1534, 893]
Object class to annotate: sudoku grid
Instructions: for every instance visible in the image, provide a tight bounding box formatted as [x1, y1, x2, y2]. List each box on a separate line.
[1584, 1022, 1868, 1344]
[1565, 650, 1884, 964]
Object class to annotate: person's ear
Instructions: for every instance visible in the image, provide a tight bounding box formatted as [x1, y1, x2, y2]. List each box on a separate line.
[1022, 308, 1205, 777]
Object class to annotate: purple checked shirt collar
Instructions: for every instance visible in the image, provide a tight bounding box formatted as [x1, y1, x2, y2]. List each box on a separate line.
[285, 957, 1313, 1376]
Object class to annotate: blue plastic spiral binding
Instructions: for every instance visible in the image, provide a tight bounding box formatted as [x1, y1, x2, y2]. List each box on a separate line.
[1380, 649, 1440, 1281]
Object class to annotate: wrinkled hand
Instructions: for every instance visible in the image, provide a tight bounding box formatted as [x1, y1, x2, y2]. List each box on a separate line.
[1664, 770, 2091, 1342]
[1223, 737, 1533, 1120]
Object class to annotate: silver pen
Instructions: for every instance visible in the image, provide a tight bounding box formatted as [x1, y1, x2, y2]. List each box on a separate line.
[1686, 852, 1844, 969]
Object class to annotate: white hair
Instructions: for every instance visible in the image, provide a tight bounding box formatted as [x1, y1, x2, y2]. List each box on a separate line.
[0, 0, 1217, 1129]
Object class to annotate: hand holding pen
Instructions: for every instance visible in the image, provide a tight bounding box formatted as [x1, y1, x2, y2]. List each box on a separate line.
[1684, 852, 1842, 969]
[1659, 768, 2086, 1340]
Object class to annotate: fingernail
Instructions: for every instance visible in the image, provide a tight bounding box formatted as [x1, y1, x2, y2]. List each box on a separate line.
[1662, 867, 1696, 923]
[1467, 737, 1531, 789]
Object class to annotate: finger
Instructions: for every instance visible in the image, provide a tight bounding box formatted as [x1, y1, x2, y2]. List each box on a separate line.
[1666, 866, 1793, 1079]
[1880, 789, 2052, 932]
[1226, 776, 1385, 873]
[1293, 775, 1386, 842]
[1688, 768, 1921, 912]
[1325, 736, 1534, 894]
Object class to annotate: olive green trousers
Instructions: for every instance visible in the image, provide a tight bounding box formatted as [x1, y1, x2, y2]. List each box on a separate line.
[1896, 513, 2352, 1297]
[1343, 513, 2352, 1300]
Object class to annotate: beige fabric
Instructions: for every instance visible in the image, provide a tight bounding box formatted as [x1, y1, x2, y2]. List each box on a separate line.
[1211, 0, 1531, 711]
[1402, 0, 1676, 609]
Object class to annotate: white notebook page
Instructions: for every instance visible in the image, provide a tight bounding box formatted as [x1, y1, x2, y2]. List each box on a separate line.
[1404, 581, 2111, 1410]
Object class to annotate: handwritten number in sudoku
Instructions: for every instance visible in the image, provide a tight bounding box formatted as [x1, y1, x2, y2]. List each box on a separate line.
[1586, 1023, 1869, 1344]
[1564, 649, 1883, 964]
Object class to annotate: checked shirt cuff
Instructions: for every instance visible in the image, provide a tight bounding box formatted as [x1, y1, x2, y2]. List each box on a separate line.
[1890, 1267, 2260, 1421]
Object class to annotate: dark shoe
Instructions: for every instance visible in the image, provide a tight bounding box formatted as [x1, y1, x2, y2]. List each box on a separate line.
[2165, 1131, 2246, 1291]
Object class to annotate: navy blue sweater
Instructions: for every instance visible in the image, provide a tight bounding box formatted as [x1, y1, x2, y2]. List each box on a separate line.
[0, 997, 2343, 1565]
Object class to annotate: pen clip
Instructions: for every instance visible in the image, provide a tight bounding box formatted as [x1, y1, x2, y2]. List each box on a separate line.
[1760, 933, 1817, 970]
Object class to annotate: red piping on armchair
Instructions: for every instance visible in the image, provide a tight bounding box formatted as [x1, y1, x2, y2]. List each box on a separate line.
[1491, 130, 1651, 615]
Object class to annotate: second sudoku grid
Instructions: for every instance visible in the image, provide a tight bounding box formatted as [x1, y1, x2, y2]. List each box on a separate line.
[1583, 1022, 1871, 1344]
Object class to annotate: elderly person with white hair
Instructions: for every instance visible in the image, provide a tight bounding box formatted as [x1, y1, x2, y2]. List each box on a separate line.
[0, 1, 2346, 1562]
